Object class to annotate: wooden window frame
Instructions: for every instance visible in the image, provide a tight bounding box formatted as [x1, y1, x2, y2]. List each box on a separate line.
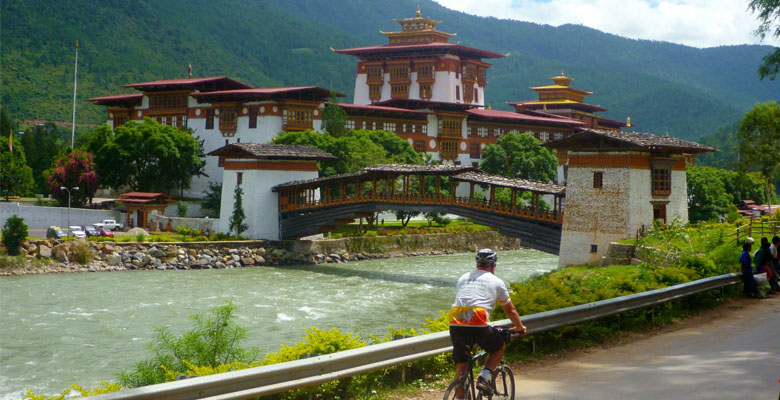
[469, 142, 481, 159]
[414, 140, 425, 153]
[593, 171, 603, 189]
[206, 109, 215, 129]
[248, 107, 257, 129]
[219, 107, 238, 136]
[651, 167, 671, 196]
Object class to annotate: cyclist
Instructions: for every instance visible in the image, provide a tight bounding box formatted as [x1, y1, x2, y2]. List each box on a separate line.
[448, 248, 527, 397]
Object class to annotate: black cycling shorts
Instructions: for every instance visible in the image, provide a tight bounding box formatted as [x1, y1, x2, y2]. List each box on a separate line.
[449, 325, 505, 363]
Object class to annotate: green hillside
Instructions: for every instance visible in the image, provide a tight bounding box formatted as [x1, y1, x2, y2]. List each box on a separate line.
[1, 0, 777, 140]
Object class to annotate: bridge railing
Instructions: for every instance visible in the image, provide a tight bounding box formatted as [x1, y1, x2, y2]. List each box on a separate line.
[279, 191, 562, 224]
[86, 273, 740, 400]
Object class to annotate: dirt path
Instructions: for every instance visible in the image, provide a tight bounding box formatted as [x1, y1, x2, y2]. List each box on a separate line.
[405, 295, 780, 400]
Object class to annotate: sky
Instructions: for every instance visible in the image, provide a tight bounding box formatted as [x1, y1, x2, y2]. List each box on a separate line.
[433, 0, 779, 48]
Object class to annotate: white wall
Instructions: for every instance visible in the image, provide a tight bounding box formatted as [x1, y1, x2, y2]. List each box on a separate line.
[0, 202, 123, 231]
[216, 167, 319, 240]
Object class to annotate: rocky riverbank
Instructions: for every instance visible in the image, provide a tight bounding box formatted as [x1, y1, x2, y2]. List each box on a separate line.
[1, 231, 525, 276]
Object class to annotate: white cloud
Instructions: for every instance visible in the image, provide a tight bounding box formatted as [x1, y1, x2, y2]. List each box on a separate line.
[433, 0, 779, 48]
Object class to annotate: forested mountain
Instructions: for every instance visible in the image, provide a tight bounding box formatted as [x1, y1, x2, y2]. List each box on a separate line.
[2, 0, 777, 140]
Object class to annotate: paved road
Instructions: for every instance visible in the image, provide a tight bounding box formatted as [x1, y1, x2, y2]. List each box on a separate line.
[512, 296, 780, 400]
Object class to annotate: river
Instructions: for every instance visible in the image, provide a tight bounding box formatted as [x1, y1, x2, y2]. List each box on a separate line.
[0, 249, 557, 399]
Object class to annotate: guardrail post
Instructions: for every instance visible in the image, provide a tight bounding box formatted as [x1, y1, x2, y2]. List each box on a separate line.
[393, 335, 414, 382]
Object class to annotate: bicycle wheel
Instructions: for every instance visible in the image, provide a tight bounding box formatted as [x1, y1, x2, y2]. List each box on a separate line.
[443, 377, 473, 400]
[489, 365, 515, 400]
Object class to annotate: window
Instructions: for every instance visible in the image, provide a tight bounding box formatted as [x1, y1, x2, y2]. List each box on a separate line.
[248, 107, 257, 129]
[455, 85, 460, 101]
[283, 107, 313, 130]
[206, 109, 214, 129]
[417, 64, 434, 80]
[439, 118, 461, 137]
[149, 94, 187, 111]
[590, 244, 598, 253]
[219, 107, 238, 136]
[113, 112, 129, 128]
[383, 122, 396, 132]
[367, 65, 383, 82]
[391, 84, 409, 99]
[421, 124, 427, 134]
[369, 84, 382, 102]
[419, 83, 432, 100]
[236, 172, 243, 185]
[346, 120, 355, 130]
[474, 88, 479, 103]
[463, 82, 474, 103]
[388, 64, 410, 81]
[440, 140, 458, 160]
[593, 171, 603, 189]
[414, 140, 425, 153]
[652, 167, 671, 195]
[470, 142, 481, 158]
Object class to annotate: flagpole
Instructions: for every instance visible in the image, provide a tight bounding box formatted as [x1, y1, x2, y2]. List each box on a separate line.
[71, 40, 79, 149]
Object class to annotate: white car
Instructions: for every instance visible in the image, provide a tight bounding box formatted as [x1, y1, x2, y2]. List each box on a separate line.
[93, 219, 123, 231]
[69, 226, 87, 239]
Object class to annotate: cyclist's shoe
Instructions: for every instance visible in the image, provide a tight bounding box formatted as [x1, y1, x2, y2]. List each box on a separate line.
[476, 376, 493, 395]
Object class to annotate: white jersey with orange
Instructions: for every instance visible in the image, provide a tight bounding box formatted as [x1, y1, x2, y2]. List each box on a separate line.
[448, 269, 511, 327]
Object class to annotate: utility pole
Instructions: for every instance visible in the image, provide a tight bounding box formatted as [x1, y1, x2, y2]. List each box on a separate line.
[71, 40, 79, 149]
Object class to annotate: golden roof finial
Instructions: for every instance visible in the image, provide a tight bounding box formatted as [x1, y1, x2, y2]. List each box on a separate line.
[487, 104, 492, 110]
[187, 64, 192, 78]
[560, 70, 564, 76]
[626, 116, 632, 132]
[416, 5, 421, 18]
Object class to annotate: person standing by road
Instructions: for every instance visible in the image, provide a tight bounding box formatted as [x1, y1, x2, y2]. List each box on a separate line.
[740, 241, 760, 298]
[448, 248, 527, 398]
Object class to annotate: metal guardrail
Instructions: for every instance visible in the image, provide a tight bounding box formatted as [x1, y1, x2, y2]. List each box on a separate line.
[88, 273, 741, 400]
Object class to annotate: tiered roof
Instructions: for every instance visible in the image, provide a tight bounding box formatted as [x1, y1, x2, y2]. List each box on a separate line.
[451, 171, 566, 195]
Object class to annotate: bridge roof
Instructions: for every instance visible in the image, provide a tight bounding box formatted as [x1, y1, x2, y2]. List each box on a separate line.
[272, 164, 479, 190]
[207, 143, 337, 160]
[452, 171, 566, 195]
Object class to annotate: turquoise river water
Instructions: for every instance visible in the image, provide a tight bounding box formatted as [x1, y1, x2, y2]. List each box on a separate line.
[0, 249, 557, 399]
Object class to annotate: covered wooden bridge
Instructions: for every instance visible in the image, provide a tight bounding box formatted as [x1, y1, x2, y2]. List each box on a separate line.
[272, 165, 565, 254]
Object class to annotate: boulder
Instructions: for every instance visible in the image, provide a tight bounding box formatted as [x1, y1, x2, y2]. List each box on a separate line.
[52, 244, 69, 263]
[253, 255, 265, 265]
[166, 247, 179, 258]
[27, 243, 38, 255]
[147, 247, 166, 258]
[39, 245, 52, 258]
[241, 256, 255, 266]
[106, 253, 121, 266]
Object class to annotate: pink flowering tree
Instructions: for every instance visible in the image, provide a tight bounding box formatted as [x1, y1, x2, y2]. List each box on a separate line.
[48, 150, 100, 207]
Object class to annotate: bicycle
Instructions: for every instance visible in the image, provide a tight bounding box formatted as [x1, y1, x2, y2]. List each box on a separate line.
[442, 327, 515, 400]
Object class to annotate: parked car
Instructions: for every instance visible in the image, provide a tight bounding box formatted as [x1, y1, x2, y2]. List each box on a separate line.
[97, 227, 115, 238]
[93, 219, 123, 231]
[83, 226, 99, 237]
[46, 226, 67, 239]
[69, 226, 87, 239]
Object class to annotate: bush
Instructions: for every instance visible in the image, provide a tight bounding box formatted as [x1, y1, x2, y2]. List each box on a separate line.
[176, 226, 201, 237]
[70, 240, 93, 264]
[119, 302, 258, 388]
[134, 233, 145, 242]
[1, 215, 28, 255]
[23, 381, 124, 399]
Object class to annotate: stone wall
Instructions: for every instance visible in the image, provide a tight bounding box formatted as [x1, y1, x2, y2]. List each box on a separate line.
[2, 231, 525, 276]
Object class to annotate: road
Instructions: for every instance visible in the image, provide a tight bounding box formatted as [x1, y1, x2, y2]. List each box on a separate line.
[411, 296, 779, 400]
[512, 295, 780, 400]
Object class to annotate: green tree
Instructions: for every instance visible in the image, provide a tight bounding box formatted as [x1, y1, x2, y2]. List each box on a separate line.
[229, 183, 247, 236]
[21, 123, 63, 194]
[479, 132, 557, 181]
[47, 150, 100, 207]
[92, 120, 205, 192]
[737, 101, 780, 208]
[686, 165, 734, 222]
[322, 92, 347, 136]
[0, 136, 34, 200]
[201, 182, 222, 218]
[273, 129, 420, 176]
[2, 215, 28, 256]
[748, 0, 780, 79]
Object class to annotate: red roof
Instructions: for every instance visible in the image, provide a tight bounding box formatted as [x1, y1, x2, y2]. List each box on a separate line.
[121, 76, 251, 91]
[334, 42, 504, 59]
[191, 86, 343, 102]
[508, 101, 607, 113]
[466, 109, 587, 126]
[337, 103, 430, 116]
[85, 93, 143, 107]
